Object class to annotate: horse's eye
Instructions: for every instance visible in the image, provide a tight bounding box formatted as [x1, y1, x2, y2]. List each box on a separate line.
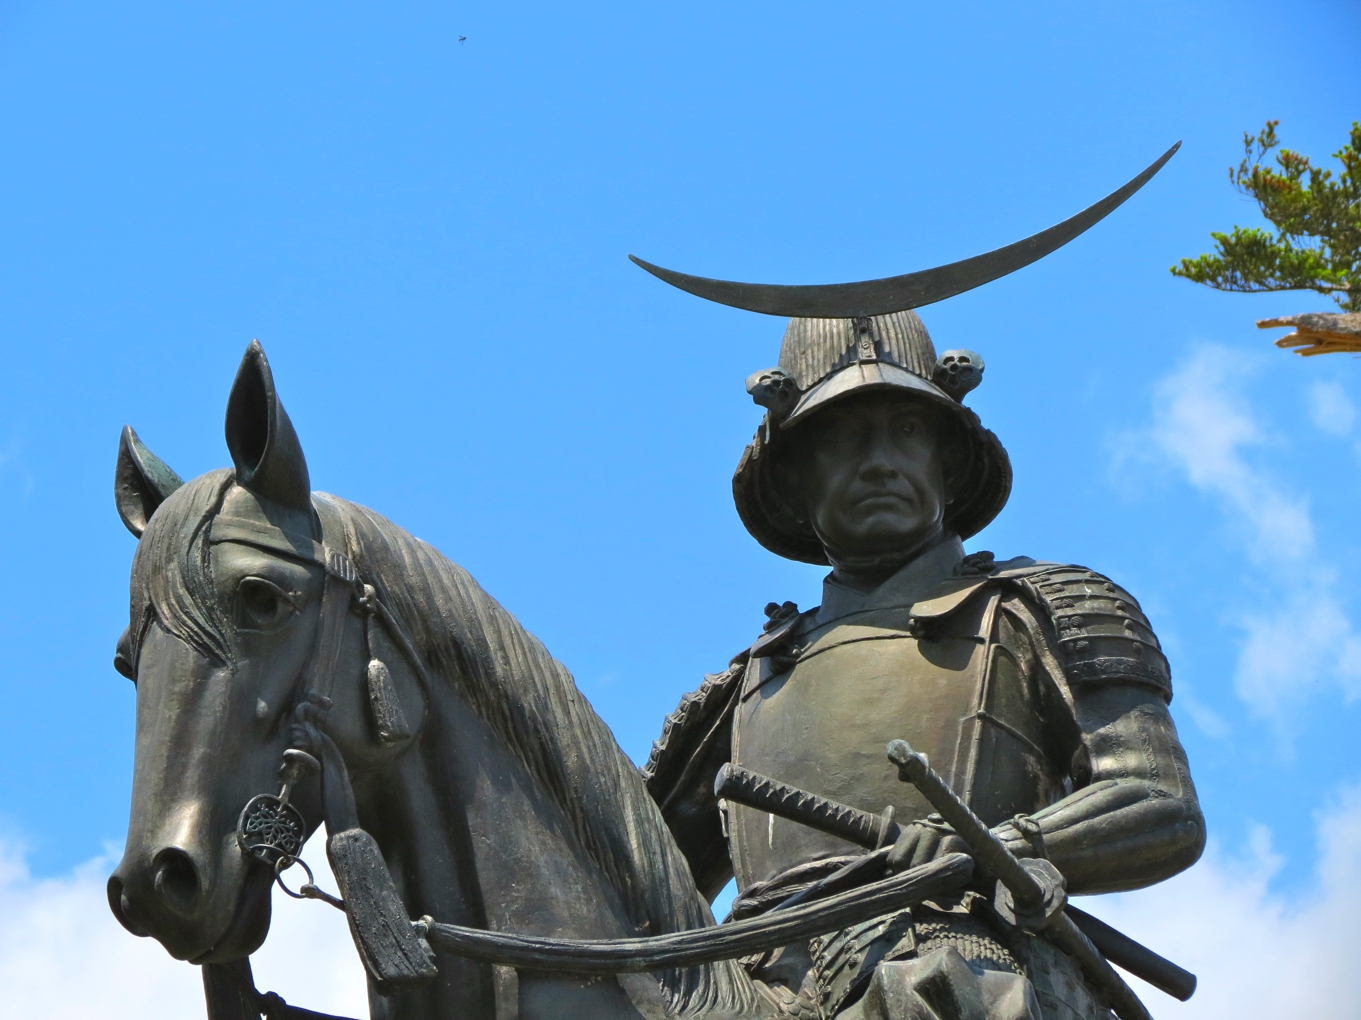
[236, 577, 296, 631]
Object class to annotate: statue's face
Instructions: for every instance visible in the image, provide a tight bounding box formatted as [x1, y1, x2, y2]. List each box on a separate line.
[792, 391, 950, 562]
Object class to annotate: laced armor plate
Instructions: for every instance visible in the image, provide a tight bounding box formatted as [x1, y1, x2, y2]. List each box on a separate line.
[1012, 565, 1171, 701]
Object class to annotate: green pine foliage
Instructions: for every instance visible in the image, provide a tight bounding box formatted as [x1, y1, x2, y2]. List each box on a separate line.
[1171, 121, 1360, 312]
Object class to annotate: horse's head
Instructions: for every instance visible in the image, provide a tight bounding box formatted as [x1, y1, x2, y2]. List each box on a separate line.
[107, 342, 425, 963]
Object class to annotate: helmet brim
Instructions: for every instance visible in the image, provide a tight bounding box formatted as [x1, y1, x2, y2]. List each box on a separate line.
[782, 361, 955, 428]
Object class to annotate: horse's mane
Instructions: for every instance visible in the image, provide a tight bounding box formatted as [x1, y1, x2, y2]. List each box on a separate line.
[323, 493, 756, 1015]
[129, 473, 755, 1016]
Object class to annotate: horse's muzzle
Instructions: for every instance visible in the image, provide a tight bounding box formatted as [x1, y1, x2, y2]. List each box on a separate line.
[107, 844, 209, 950]
[107, 839, 272, 961]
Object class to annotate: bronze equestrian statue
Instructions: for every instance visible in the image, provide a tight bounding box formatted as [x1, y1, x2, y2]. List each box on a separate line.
[640, 146, 1204, 1020]
[105, 144, 1199, 1020]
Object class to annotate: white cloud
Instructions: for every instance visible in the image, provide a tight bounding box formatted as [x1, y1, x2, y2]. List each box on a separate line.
[1308, 380, 1356, 437]
[0, 834, 369, 1019]
[1235, 594, 1361, 720]
[1147, 349, 1312, 567]
[1137, 346, 1361, 732]
[1081, 783, 1361, 1019]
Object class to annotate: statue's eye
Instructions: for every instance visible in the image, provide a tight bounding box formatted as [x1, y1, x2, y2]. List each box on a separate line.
[822, 418, 861, 444]
[236, 577, 296, 631]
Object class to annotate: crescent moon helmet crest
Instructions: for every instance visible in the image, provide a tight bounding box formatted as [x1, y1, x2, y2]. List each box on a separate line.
[630, 142, 1180, 318]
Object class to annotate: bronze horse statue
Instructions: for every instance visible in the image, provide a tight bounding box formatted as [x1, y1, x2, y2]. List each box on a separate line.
[107, 341, 773, 1020]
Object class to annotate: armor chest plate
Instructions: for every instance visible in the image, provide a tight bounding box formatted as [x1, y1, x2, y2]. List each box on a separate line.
[730, 593, 1052, 889]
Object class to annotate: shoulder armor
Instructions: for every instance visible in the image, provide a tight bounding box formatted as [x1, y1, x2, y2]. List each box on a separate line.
[905, 552, 1042, 620]
[1011, 563, 1172, 701]
[641, 653, 747, 794]
[642, 649, 750, 900]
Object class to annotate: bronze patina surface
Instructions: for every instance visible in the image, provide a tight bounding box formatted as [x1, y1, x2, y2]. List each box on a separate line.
[111, 344, 773, 1020]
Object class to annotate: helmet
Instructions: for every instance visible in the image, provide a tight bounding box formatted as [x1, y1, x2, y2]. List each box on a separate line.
[631, 148, 1184, 562]
[732, 311, 1011, 565]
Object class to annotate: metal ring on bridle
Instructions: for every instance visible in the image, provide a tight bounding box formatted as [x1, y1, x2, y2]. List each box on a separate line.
[273, 853, 311, 898]
[273, 853, 347, 911]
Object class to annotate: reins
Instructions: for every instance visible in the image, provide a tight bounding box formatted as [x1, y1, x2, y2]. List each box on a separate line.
[216, 505, 987, 1006]
[418, 852, 972, 973]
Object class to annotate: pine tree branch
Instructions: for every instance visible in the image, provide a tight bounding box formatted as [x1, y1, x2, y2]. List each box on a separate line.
[1259, 313, 1361, 356]
[1172, 121, 1361, 318]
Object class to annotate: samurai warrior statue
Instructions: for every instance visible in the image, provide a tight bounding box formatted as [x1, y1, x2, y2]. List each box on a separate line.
[637, 145, 1205, 1020]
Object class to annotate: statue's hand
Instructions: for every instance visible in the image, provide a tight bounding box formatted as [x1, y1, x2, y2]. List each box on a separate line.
[886, 817, 971, 872]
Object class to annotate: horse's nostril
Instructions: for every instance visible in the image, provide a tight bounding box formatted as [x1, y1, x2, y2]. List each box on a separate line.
[152, 848, 200, 917]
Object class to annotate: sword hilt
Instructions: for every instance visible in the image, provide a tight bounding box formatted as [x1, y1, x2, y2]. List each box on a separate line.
[885, 741, 1047, 914]
[714, 763, 900, 850]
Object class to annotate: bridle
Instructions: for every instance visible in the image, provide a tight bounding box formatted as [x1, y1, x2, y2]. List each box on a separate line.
[212, 502, 431, 870]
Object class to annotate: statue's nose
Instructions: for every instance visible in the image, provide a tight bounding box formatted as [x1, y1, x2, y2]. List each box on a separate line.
[152, 847, 202, 918]
[107, 843, 206, 936]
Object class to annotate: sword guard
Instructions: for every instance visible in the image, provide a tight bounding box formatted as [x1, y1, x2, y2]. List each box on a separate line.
[993, 857, 1066, 931]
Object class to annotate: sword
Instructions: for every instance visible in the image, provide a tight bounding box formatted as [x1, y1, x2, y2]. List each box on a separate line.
[715, 758, 1195, 1008]
[714, 763, 902, 850]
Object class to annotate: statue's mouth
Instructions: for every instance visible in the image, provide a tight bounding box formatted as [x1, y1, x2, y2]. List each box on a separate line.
[188, 865, 274, 964]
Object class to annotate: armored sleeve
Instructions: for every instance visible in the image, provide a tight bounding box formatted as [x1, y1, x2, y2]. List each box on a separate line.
[1014, 565, 1172, 702]
[640, 654, 747, 902]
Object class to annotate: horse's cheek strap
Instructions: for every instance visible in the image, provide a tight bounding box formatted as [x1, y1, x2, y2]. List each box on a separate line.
[307, 568, 357, 707]
[300, 558, 438, 991]
[313, 728, 360, 835]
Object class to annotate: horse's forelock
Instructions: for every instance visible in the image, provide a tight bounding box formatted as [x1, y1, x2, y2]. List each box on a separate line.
[129, 469, 236, 669]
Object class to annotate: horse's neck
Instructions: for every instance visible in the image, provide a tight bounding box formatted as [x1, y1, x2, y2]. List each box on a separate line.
[378, 683, 647, 936]
[349, 688, 673, 1020]
[338, 529, 760, 1018]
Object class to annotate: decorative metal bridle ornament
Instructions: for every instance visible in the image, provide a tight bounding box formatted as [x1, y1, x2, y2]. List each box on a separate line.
[235, 748, 318, 866]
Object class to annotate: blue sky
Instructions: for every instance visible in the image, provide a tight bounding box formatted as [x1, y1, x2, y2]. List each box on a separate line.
[1, 2, 1359, 1015]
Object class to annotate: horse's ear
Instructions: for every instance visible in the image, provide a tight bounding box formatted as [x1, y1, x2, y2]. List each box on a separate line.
[116, 425, 184, 538]
[225, 340, 311, 510]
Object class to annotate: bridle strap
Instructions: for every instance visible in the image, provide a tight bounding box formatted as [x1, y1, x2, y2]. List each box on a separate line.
[303, 548, 361, 707]
[208, 505, 363, 710]
[281, 515, 367, 834]
[207, 504, 429, 710]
